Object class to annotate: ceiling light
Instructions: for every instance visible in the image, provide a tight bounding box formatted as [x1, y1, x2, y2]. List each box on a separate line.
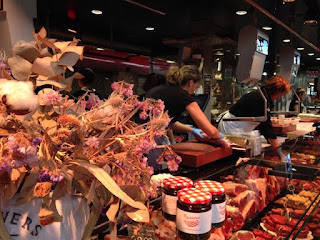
[316, 58, 320, 60]
[236, 11, 247, 15]
[304, 19, 318, 25]
[265, 61, 270, 63]
[68, 29, 77, 33]
[308, 53, 315, 56]
[91, 9, 103, 15]
[145, 27, 155, 31]
[283, 0, 295, 2]
[262, 72, 267, 76]
[235, 53, 240, 56]
[166, 60, 175, 64]
[96, 48, 104, 51]
[262, 26, 272, 30]
[273, 72, 277, 75]
[215, 51, 224, 56]
[297, 47, 304, 51]
[304, 9, 318, 25]
[283, 39, 290, 43]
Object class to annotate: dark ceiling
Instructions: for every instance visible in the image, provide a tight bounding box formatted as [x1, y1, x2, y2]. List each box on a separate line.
[36, 0, 320, 70]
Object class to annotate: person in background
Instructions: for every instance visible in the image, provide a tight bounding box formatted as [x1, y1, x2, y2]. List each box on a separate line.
[218, 75, 290, 159]
[146, 65, 228, 147]
[139, 73, 166, 101]
[71, 68, 101, 100]
[289, 87, 306, 113]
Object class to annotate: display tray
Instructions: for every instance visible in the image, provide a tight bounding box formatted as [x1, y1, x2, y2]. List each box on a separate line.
[171, 140, 233, 167]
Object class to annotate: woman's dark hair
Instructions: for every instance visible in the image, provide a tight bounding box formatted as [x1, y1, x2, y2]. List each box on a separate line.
[166, 65, 201, 86]
[293, 87, 306, 100]
[143, 73, 166, 92]
[262, 75, 290, 96]
[79, 68, 95, 86]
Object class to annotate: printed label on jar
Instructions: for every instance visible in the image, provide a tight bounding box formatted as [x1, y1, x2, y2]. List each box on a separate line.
[162, 192, 178, 215]
[176, 208, 211, 234]
[212, 201, 226, 223]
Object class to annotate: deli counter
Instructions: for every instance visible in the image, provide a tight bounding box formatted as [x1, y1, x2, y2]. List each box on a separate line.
[146, 132, 320, 240]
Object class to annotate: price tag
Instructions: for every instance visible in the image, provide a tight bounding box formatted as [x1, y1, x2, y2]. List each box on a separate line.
[127, 224, 156, 240]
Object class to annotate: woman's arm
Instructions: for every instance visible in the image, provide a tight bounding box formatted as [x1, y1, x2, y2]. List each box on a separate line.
[171, 121, 193, 132]
[186, 102, 221, 139]
[268, 138, 280, 148]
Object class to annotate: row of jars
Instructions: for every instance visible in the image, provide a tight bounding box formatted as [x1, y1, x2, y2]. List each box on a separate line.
[162, 176, 226, 240]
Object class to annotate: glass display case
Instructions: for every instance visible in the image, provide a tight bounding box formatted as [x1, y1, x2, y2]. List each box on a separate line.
[149, 142, 320, 240]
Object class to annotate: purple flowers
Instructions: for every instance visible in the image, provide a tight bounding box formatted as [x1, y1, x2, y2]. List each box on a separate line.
[42, 89, 63, 106]
[1, 134, 39, 172]
[38, 170, 64, 183]
[111, 81, 134, 97]
[86, 93, 101, 109]
[85, 136, 99, 149]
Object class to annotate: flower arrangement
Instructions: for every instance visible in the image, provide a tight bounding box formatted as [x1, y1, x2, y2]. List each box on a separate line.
[0, 28, 182, 240]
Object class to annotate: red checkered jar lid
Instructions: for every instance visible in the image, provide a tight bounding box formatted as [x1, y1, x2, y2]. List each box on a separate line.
[177, 188, 212, 204]
[194, 180, 225, 195]
[163, 176, 193, 190]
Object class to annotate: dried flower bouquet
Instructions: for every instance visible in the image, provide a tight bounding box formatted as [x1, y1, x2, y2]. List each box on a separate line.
[0, 28, 181, 240]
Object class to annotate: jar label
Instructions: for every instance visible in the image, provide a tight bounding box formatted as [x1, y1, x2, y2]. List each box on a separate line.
[212, 201, 226, 223]
[176, 208, 211, 234]
[162, 192, 178, 215]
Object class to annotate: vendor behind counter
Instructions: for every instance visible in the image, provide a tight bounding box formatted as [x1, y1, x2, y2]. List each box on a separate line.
[218, 75, 290, 159]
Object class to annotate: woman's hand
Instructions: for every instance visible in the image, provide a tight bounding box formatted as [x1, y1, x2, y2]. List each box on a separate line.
[192, 128, 204, 138]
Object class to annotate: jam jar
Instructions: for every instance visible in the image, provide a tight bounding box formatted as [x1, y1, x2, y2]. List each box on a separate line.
[162, 176, 193, 221]
[176, 188, 212, 240]
[194, 180, 226, 228]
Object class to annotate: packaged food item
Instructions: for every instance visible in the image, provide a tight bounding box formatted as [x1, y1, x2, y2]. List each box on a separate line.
[194, 180, 226, 228]
[162, 176, 193, 221]
[176, 188, 212, 240]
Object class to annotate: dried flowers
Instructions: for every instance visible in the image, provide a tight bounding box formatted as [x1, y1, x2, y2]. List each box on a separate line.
[0, 27, 182, 240]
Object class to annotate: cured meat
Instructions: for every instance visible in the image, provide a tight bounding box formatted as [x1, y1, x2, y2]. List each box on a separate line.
[226, 205, 244, 230]
[230, 230, 255, 240]
[253, 229, 264, 238]
[269, 214, 286, 225]
[223, 181, 248, 197]
[245, 178, 267, 208]
[220, 175, 234, 182]
[230, 190, 256, 211]
[241, 199, 256, 220]
[222, 218, 234, 239]
[271, 208, 284, 215]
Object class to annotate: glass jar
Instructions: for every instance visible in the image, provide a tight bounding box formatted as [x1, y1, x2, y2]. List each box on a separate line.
[162, 176, 193, 221]
[194, 180, 226, 228]
[176, 188, 212, 240]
